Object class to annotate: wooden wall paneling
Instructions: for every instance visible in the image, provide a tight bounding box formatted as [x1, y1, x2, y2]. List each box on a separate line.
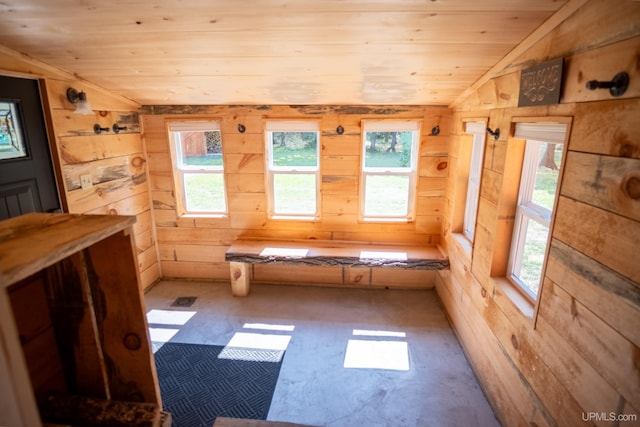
[253, 264, 343, 285]
[161, 261, 230, 280]
[44, 78, 140, 112]
[545, 239, 640, 347]
[58, 133, 143, 164]
[414, 215, 442, 238]
[63, 153, 146, 191]
[561, 36, 640, 104]
[445, 253, 590, 427]
[50, 110, 140, 138]
[418, 156, 449, 177]
[65, 177, 149, 215]
[322, 194, 359, 215]
[435, 272, 532, 427]
[538, 278, 639, 406]
[344, 267, 371, 286]
[561, 152, 640, 222]
[553, 196, 640, 283]
[371, 269, 435, 288]
[570, 98, 640, 158]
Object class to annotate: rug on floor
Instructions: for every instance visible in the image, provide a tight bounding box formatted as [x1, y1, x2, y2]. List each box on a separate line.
[154, 342, 285, 427]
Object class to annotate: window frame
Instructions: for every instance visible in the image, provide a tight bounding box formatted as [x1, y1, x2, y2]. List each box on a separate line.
[507, 122, 568, 301]
[167, 120, 228, 217]
[359, 120, 421, 222]
[264, 120, 321, 220]
[462, 122, 486, 242]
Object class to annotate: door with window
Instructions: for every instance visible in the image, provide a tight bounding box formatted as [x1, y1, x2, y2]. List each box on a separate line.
[0, 75, 60, 219]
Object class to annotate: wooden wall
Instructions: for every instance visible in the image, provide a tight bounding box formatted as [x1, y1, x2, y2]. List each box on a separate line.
[438, 1, 640, 426]
[0, 47, 160, 290]
[142, 105, 450, 288]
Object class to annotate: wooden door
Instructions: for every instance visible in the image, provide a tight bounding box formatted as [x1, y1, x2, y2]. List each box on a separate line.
[0, 75, 60, 219]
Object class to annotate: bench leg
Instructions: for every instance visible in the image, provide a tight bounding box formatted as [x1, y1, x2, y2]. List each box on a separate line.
[230, 262, 251, 296]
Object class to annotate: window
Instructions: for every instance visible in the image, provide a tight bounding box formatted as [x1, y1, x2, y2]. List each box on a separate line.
[463, 122, 486, 241]
[361, 121, 420, 221]
[168, 121, 227, 215]
[265, 121, 320, 219]
[508, 122, 567, 300]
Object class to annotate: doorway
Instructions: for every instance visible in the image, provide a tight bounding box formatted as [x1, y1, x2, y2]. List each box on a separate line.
[0, 75, 61, 219]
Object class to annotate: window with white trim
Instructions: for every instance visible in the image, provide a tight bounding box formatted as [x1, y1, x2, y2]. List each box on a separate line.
[265, 121, 320, 219]
[463, 122, 486, 241]
[361, 121, 420, 221]
[168, 121, 227, 215]
[508, 122, 567, 299]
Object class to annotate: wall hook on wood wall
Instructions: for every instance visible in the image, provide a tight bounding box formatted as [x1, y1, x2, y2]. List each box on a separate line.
[486, 127, 500, 140]
[237, 124, 246, 133]
[585, 72, 629, 97]
[93, 124, 110, 134]
[112, 124, 128, 133]
[431, 125, 440, 136]
[336, 125, 344, 135]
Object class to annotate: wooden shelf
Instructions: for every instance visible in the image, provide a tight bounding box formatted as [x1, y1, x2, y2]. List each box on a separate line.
[0, 213, 161, 426]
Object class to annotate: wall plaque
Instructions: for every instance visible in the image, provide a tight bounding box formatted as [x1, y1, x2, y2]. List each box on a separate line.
[518, 57, 564, 107]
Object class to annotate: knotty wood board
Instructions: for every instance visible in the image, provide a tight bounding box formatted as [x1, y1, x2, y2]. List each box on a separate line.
[0, 213, 135, 286]
[226, 239, 448, 270]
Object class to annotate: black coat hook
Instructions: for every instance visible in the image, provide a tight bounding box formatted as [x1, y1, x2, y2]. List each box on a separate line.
[237, 124, 246, 133]
[585, 72, 629, 97]
[112, 124, 128, 133]
[94, 124, 109, 134]
[431, 125, 440, 136]
[486, 127, 500, 140]
[336, 125, 344, 135]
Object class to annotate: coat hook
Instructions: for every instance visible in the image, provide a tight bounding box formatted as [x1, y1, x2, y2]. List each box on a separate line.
[237, 124, 246, 133]
[112, 124, 128, 133]
[336, 125, 344, 135]
[431, 125, 440, 136]
[94, 124, 110, 134]
[585, 72, 629, 97]
[486, 127, 500, 140]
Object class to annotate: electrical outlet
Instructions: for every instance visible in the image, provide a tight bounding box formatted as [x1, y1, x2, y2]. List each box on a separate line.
[80, 174, 93, 190]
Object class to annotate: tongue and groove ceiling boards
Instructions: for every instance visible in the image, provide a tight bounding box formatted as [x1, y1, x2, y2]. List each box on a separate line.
[0, 0, 570, 105]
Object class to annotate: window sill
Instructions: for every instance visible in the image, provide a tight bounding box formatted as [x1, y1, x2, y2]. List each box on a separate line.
[360, 217, 412, 223]
[269, 215, 319, 222]
[180, 213, 228, 219]
[491, 276, 535, 320]
[451, 232, 472, 260]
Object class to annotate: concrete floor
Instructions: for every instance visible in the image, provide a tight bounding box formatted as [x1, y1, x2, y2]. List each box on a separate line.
[145, 280, 500, 427]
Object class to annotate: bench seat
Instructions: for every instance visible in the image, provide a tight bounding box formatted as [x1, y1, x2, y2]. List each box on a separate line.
[225, 239, 449, 296]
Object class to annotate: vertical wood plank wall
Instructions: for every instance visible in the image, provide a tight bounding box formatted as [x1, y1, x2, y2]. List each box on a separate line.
[0, 47, 160, 290]
[439, 1, 640, 426]
[142, 105, 450, 287]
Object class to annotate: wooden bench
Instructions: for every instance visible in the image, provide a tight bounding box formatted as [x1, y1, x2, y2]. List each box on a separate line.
[225, 239, 449, 296]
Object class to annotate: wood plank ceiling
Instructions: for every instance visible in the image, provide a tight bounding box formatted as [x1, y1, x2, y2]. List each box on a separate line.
[0, 0, 567, 106]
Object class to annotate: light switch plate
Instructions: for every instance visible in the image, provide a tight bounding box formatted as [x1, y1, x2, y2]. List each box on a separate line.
[80, 174, 93, 190]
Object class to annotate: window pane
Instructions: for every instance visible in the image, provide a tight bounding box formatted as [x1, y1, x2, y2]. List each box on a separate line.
[271, 132, 318, 167]
[183, 173, 226, 212]
[532, 142, 562, 211]
[364, 175, 410, 216]
[515, 218, 549, 296]
[178, 130, 223, 167]
[273, 174, 316, 214]
[0, 102, 27, 160]
[364, 131, 414, 168]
